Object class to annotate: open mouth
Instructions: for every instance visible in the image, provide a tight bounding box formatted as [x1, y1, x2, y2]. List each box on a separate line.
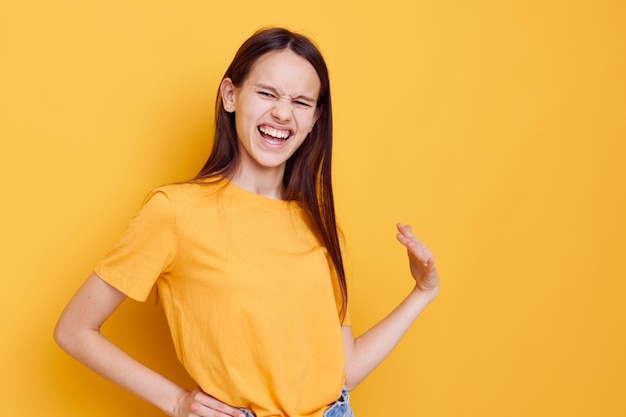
[258, 125, 291, 144]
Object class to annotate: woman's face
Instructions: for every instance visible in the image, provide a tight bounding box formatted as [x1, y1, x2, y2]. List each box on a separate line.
[221, 49, 321, 175]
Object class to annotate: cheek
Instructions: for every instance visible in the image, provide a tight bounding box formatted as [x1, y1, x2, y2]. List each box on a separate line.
[297, 112, 319, 133]
[234, 105, 258, 133]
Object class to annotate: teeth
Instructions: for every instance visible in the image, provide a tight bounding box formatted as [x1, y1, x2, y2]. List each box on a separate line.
[259, 126, 290, 140]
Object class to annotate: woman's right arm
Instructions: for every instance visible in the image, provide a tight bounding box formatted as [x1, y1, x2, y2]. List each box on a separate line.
[54, 272, 245, 417]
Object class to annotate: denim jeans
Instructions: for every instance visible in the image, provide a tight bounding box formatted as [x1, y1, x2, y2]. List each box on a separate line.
[323, 387, 354, 417]
[238, 387, 354, 417]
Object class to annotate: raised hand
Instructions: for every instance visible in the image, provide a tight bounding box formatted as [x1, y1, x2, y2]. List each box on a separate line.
[396, 223, 440, 298]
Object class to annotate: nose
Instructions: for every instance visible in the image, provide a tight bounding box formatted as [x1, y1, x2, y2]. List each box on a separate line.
[271, 98, 292, 122]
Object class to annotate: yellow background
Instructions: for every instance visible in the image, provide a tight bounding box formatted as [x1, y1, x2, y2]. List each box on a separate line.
[2, 1, 625, 416]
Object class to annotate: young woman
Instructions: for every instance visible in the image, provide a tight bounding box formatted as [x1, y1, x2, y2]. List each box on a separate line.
[54, 27, 440, 417]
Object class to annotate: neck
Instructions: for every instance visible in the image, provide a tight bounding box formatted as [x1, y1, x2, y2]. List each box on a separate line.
[229, 162, 286, 200]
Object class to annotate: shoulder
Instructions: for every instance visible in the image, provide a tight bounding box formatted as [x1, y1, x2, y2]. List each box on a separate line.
[142, 180, 230, 217]
[148, 180, 224, 202]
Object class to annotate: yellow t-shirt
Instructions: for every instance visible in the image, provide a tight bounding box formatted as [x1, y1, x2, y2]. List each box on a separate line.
[95, 179, 349, 417]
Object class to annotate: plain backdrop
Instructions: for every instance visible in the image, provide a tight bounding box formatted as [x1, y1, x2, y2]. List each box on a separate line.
[1, 1, 625, 416]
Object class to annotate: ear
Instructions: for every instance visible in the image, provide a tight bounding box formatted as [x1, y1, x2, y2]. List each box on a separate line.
[220, 78, 237, 113]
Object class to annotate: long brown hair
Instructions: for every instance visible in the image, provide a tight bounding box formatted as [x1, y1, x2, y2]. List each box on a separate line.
[193, 27, 347, 320]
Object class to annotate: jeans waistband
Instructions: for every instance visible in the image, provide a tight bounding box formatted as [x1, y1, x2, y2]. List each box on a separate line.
[238, 387, 353, 417]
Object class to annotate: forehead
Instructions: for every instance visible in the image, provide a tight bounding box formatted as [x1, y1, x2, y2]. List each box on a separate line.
[244, 49, 321, 99]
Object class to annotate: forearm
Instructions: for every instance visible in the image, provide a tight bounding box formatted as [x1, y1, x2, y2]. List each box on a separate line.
[343, 287, 436, 390]
[54, 274, 187, 416]
[55, 325, 185, 416]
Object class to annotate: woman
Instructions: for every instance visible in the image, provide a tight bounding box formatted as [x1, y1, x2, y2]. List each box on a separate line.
[54, 27, 440, 417]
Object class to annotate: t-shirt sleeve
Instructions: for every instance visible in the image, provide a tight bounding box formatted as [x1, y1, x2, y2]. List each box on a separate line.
[95, 189, 177, 302]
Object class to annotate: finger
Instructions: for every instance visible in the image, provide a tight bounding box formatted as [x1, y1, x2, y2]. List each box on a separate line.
[397, 233, 422, 258]
[402, 237, 433, 265]
[204, 400, 246, 417]
[396, 223, 435, 265]
[192, 391, 246, 417]
[412, 245, 433, 264]
[396, 223, 414, 238]
[191, 404, 246, 417]
[396, 224, 416, 246]
[397, 223, 428, 248]
[397, 229, 429, 256]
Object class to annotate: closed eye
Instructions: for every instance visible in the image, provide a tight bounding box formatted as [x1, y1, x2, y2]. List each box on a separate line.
[294, 100, 313, 108]
[257, 91, 276, 98]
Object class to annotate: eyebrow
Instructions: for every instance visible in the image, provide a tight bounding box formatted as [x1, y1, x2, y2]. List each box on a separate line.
[255, 84, 317, 104]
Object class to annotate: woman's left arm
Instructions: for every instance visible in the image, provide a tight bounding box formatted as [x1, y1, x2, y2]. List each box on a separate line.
[342, 223, 440, 391]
